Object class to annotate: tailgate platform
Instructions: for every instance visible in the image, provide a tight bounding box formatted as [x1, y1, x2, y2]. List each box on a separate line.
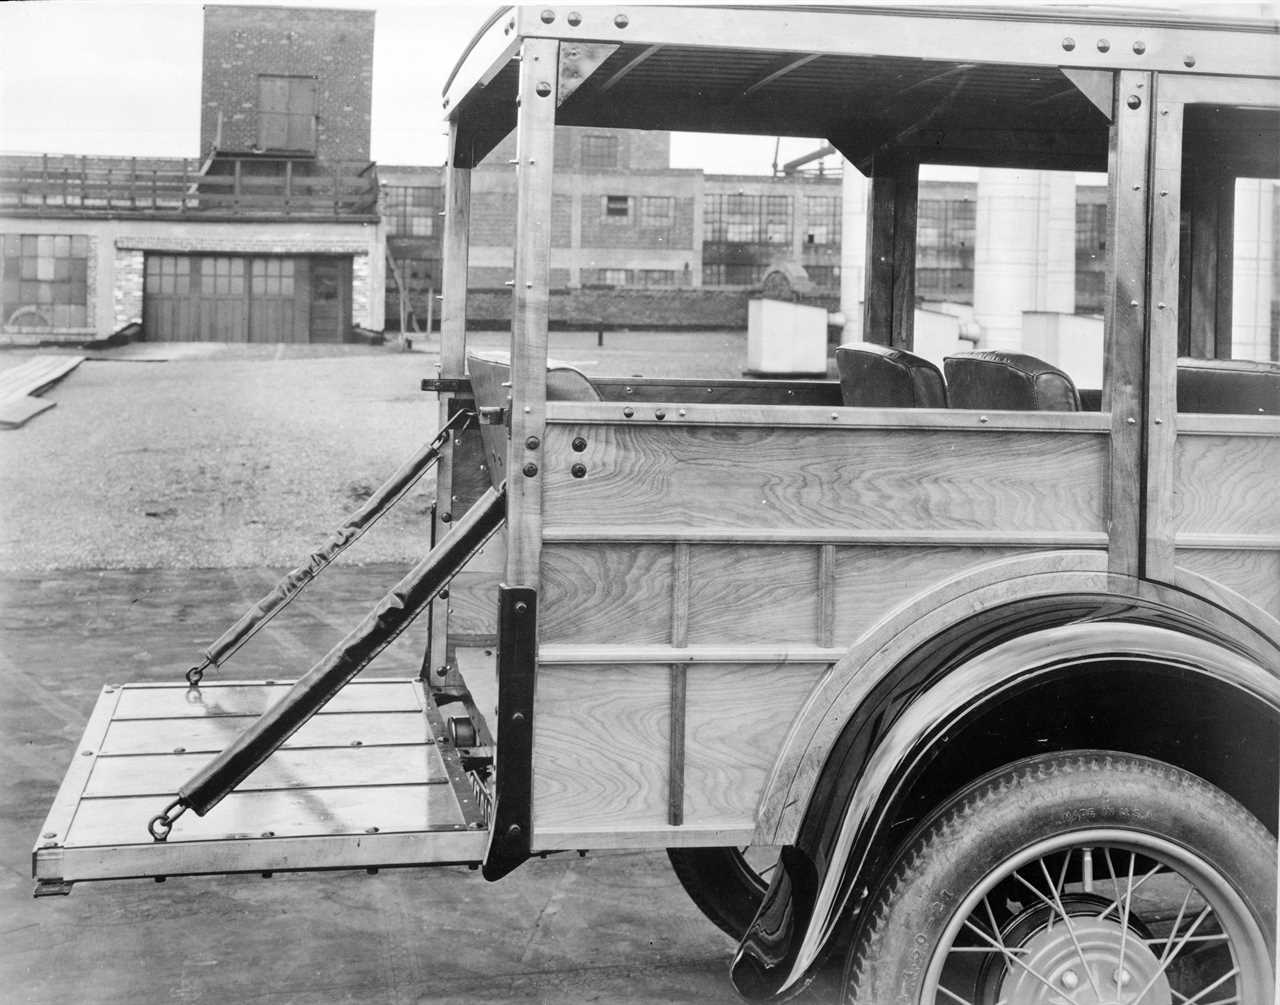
[34, 678, 488, 892]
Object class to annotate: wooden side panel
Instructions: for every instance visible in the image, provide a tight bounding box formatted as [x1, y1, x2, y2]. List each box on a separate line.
[533, 662, 827, 834]
[683, 663, 823, 827]
[687, 546, 819, 646]
[1176, 549, 1280, 622]
[543, 425, 1108, 535]
[1174, 435, 1280, 538]
[831, 545, 1035, 646]
[533, 665, 670, 830]
[541, 544, 674, 644]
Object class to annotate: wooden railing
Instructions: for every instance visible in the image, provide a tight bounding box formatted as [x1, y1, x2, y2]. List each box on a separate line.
[0, 155, 380, 219]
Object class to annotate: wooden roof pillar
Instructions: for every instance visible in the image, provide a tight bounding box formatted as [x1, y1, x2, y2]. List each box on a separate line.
[862, 153, 919, 349]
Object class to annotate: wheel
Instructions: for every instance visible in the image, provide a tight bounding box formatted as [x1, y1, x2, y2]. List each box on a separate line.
[844, 751, 1275, 1005]
[667, 846, 779, 940]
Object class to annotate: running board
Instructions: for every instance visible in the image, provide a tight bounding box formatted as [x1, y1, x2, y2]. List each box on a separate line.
[34, 485, 506, 893]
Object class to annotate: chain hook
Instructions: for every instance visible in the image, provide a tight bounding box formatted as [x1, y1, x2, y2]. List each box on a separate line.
[148, 798, 187, 842]
[185, 662, 207, 687]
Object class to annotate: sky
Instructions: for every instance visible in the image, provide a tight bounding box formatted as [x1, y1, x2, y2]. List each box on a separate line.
[0, 0, 828, 174]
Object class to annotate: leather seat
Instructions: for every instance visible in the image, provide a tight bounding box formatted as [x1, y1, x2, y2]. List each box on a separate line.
[834, 342, 948, 407]
[466, 349, 602, 404]
[1177, 357, 1280, 415]
[944, 351, 1080, 411]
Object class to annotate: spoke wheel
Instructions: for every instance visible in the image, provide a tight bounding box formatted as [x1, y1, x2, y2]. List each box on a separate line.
[843, 752, 1275, 1005]
[667, 846, 780, 940]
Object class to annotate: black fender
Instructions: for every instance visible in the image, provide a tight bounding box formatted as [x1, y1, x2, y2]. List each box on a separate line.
[730, 592, 1280, 999]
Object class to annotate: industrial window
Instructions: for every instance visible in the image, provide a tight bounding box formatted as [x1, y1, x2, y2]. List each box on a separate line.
[916, 198, 976, 304]
[702, 262, 764, 287]
[704, 193, 793, 244]
[1075, 199, 1107, 315]
[585, 268, 632, 286]
[603, 195, 633, 222]
[581, 134, 620, 169]
[639, 196, 674, 228]
[805, 196, 841, 245]
[1, 233, 90, 328]
[383, 185, 442, 238]
[637, 269, 676, 286]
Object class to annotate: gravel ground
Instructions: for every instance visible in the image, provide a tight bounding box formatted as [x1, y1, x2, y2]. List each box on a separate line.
[0, 331, 749, 571]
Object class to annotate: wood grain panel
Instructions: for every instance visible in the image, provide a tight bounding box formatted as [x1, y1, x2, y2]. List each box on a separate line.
[543, 425, 1107, 534]
[539, 544, 674, 644]
[683, 664, 824, 827]
[687, 545, 819, 646]
[533, 665, 669, 830]
[1175, 435, 1280, 537]
[443, 569, 498, 640]
[832, 546, 1034, 645]
[1176, 549, 1280, 622]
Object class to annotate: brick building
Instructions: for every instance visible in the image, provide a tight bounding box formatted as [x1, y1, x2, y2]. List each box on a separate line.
[0, 5, 383, 346]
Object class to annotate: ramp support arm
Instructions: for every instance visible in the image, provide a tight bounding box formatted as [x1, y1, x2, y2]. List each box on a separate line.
[185, 409, 475, 686]
[158, 485, 507, 828]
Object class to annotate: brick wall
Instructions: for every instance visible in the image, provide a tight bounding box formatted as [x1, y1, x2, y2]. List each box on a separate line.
[487, 126, 672, 172]
[580, 194, 695, 250]
[463, 286, 838, 330]
[201, 5, 374, 161]
[113, 249, 144, 330]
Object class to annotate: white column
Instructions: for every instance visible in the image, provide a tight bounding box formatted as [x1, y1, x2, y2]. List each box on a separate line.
[973, 169, 1076, 351]
[1232, 178, 1275, 361]
[839, 160, 869, 341]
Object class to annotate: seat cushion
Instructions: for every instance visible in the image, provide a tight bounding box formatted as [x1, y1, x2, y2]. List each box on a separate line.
[944, 351, 1080, 411]
[834, 342, 947, 408]
[1177, 358, 1280, 415]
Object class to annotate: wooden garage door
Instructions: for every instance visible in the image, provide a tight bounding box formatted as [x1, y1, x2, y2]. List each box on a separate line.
[144, 255, 307, 342]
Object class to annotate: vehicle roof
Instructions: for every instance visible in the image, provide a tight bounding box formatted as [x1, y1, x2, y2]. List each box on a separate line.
[443, 4, 1278, 171]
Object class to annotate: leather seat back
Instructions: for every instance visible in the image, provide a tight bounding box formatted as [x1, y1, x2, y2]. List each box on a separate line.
[834, 342, 948, 408]
[1177, 358, 1280, 415]
[944, 351, 1080, 411]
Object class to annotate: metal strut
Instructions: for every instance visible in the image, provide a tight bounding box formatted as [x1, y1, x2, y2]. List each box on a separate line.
[151, 484, 507, 833]
[184, 409, 475, 686]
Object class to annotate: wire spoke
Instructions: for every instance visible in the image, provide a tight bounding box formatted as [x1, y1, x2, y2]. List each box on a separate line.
[1177, 966, 1241, 1005]
[960, 918, 1061, 998]
[937, 985, 975, 1005]
[1130, 903, 1215, 1003]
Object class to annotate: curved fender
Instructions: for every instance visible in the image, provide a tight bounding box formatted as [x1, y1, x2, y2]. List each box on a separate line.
[730, 608, 1280, 999]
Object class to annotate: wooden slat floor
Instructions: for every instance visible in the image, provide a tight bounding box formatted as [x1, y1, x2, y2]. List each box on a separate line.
[0, 354, 85, 428]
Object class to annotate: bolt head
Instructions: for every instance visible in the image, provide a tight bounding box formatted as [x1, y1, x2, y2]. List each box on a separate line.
[1060, 969, 1080, 990]
[1097, 38, 1111, 52]
[1127, 94, 1142, 109]
[567, 10, 582, 25]
[540, 8, 555, 23]
[1061, 36, 1076, 51]
[614, 13, 629, 28]
[525, 435, 541, 450]
[535, 81, 552, 98]
[522, 462, 538, 477]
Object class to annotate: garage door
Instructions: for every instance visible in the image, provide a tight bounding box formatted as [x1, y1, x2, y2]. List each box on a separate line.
[144, 255, 309, 343]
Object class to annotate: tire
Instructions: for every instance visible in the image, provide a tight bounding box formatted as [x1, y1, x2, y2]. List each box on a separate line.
[843, 751, 1275, 1005]
[667, 846, 776, 940]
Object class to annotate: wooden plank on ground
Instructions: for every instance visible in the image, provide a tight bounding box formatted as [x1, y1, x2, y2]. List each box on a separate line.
[0, 354, 85, 399]
[0, 354, 85, 429]
[0, 395, 56, 429]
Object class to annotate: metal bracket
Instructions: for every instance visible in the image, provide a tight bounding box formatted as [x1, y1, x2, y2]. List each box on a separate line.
[421, 377, 474, 394]
[482, 584, 537, 881]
